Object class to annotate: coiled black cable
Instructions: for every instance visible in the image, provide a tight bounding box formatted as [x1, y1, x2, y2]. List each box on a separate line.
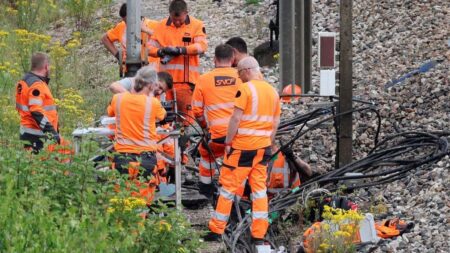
[225, 109, 449, 252]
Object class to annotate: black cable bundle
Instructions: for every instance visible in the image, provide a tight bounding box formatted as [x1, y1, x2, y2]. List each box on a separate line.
[225, 122, 449, 253]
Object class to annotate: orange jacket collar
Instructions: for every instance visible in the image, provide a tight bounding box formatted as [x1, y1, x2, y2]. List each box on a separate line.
[166, 15, 191, 27]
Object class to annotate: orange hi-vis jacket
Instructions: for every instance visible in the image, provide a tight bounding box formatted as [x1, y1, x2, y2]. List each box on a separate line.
[148, 15, 207, 86]
[15, 72, 59, 137]
[232, 80, 281, 150]
[106, 18, 160, 68]
[192, 67, 242, 139]
[267, 153, 300, 195]
[107, 93, 166, 154]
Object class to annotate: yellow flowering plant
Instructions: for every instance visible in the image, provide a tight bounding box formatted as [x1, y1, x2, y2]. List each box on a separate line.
[307, 205, 364, 253]
[107, 197, 148, 214]
[0, 1, 202, 251]
[56, 88, 94, 135]
[0, 0, 60, 31]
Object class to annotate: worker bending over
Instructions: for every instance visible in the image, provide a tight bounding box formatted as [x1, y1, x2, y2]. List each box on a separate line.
[148, 0, 207, 124]
[109, 70, 179, 182]
[15, 52, 60, 153]
[192, 44, 243, 197]
[267, 145, 312, 197]
[207, 57, 281, 245]
[108, 66, 166, 204]
[101, 3, 160, 76]
[109, 71, 173, 100]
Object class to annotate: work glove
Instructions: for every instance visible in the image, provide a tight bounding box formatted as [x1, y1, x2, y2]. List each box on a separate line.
[157, 49, 166, 57]
[161, 46, 186, 56]
[280, 145, 295, 160]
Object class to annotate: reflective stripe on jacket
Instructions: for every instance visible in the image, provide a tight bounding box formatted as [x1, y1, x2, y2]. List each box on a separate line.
[106, 19, 160, 68]
[15, 72, 58, 136]
[232, 80, 281, 150]
[148, 15, 207, 86]
[107, 93, 166, 153]
[267, 153, 300, 194]
[192, 67, 242, 139]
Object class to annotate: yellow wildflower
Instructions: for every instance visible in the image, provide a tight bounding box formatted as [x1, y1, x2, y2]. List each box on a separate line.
[14, 29, 29, 36]
[0, 30, 9, 37]
[333, 230, 351, 238]
[158, 220, 172, 232]
[67, 39, 81, 49]
[318, 243, 329, 250]
[6, 7, 18, 15]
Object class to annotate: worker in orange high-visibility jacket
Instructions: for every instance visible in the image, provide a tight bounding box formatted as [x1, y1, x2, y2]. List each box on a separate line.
[108, 66, 166, 205]
[192, 44, 242, 197]
[15, 52, 60, 153]
[267, 145, 312, 198]
[108, 71, 181, 178]
[148, 0, 208, 124]
[101, 3, 160, 76]
[206, 56, 281, 244]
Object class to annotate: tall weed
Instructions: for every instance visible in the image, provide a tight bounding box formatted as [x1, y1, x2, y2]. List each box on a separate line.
[0, 141, 202, 252]
[62, 0, 113, 30]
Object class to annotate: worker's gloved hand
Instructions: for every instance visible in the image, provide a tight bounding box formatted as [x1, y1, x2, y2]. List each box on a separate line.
[161, 46, 186, 56]
[280, 145, 295, 160]
[157, 49, 166, 57]
[114, 51, 120, 61]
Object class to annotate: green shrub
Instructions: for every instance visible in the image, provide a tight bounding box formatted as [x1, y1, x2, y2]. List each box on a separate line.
[0, 2, 203, 250]
[62, 0, 113, 29]
[0, 141, 202, 252]
[0, 0, 60, 31]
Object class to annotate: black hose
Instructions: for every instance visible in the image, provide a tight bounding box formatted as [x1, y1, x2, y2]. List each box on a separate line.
[225, 130, 449, 252]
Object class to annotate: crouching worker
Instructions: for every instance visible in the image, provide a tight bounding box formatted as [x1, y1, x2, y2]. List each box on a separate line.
[267, 145, 312, 198]
[107, 66, 166, 205]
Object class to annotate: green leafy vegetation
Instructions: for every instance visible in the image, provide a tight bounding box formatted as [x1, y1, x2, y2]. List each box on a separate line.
[0, 1, 202, 252]
[0, 142, 201, 252]
[245, 0, 261, 5]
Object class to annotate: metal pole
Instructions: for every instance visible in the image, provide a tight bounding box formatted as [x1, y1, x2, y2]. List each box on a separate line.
[279, 0, 295, 91]
[174, 131, 182, 210]
[294, 0, 305, 92]
[338, 0, 353, 167]
[303, 0, 312, 93]
[125, 0, 141, 77]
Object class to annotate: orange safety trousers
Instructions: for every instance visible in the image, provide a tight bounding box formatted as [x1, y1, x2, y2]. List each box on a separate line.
[113, 153, 159, 205]
[198, 140, 224, 185]
[209, 147, 271, 239]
